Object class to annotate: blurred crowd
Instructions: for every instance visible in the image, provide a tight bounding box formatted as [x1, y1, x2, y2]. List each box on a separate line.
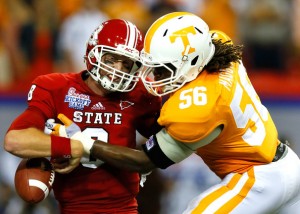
[1, 0, 300, 213]
[0, 0, 299, 93]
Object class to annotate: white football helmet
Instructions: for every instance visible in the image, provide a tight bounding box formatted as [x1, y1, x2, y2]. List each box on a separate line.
[140, 12, 215, 96]
[85, 19, 144, 92]
[209, 29, 233, 44]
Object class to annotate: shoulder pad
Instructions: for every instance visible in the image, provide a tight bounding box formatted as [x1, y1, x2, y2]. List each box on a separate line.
[32, 73, 78, 91]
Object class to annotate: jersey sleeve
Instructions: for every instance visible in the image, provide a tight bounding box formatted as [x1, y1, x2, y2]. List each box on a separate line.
[157, 71, 225, 143]
[8, 80, 56, 131]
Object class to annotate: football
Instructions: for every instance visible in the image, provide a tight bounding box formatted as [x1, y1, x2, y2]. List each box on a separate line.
[14, 157, 55, 204]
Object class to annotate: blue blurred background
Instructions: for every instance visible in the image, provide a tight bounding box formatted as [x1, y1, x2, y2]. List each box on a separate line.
[1, 0, 300, 213]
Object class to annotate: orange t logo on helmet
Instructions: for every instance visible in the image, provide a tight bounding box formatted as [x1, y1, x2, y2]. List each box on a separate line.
[169, 26, 196, 56]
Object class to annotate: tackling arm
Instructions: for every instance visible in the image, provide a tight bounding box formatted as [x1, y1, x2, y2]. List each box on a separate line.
[90, 140, 156, 174]
[49, 114, 222, 173]
[90, 126, 222, 173]
[47, 113, 157, 173]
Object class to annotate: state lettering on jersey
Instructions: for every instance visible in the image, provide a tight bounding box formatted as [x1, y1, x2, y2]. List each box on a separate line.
[64, 87, 91, 110]
[73, 111, 122, 124]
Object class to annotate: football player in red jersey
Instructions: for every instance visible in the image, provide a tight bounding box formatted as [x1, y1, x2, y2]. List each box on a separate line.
[50, 12, 300, 213]
[4, 19, 162, 213]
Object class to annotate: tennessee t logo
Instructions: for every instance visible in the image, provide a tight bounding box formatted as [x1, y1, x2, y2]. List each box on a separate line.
[169, 26, 196, 56]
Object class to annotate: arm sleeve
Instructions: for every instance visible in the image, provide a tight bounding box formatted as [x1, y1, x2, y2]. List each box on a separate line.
[8, 84, 56, 131]
[8, 107, 49, 131]
[142, 126, 222, 168]
[142, 128, 194, 169]
[142, 134, 175, 169]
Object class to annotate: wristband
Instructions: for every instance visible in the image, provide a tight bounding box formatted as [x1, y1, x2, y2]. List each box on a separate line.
[51, 135, 71, 158]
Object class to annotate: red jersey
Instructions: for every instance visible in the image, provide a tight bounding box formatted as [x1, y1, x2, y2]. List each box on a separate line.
[9, 71, 162, 213]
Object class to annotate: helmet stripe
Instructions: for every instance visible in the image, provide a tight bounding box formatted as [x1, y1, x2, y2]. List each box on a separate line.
[144, 12, 193, 53]
[124, 20, 130, 47]
[124, 20, 137, 48]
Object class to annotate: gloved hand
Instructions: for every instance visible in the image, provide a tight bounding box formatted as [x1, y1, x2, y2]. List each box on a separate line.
[44, 119, 56, 135]
[45, 114, 94, 155]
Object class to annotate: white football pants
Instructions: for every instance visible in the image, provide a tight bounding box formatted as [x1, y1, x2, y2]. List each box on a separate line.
[183, 146, 300, 214]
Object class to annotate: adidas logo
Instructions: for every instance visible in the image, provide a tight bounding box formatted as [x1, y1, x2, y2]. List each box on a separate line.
[91, 102, 105, 110]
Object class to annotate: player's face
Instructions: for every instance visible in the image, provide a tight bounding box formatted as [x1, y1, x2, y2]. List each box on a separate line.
[101, 53, 134, 73]
[98, 53, 135, 84]
[152, 63, 176, 81]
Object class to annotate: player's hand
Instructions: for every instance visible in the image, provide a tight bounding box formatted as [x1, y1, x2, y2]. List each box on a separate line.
[56, 114, 95, 155]
[45, 115, 82, 138]
[52, 114, 80, 138]
[51, 157, 81, 174]
[44, 119, 57, 135]
[46, 114, 95, 155]
[45, 118, 70, 138]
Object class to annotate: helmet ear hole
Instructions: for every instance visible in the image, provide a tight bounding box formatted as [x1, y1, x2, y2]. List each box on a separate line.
[191, 56, 199, 66]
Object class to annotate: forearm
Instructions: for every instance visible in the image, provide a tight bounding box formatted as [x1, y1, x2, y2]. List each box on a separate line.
[90, 140, 156, 174]
[5, 128, 51, 157]
[4, 127, 82, 159]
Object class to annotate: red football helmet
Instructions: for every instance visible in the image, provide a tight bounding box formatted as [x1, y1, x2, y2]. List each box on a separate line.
[84, 19, 144, 92]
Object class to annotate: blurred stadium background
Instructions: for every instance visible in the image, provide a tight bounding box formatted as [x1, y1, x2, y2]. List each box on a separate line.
[1, 0, 300, 213]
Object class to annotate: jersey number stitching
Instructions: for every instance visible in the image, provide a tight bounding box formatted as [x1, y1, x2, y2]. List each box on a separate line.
[81, 128, 108, 168]
[230, 65, 268, 146]
[179, 86, 207, 109]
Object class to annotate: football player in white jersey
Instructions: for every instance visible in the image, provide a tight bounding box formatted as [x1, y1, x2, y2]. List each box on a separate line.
[49, 12, 300, 213]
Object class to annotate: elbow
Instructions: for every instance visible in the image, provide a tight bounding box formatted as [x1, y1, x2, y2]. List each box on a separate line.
[4, 130, 22, 155]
